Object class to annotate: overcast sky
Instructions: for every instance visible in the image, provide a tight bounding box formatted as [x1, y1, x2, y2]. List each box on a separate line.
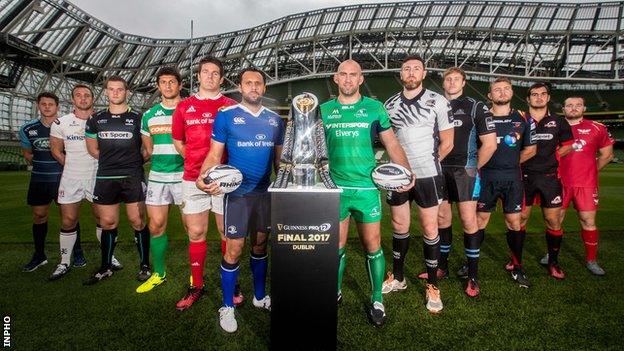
[71, 0, 393, 38]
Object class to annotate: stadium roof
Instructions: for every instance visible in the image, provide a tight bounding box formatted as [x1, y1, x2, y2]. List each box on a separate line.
[0, 0, 623, 136]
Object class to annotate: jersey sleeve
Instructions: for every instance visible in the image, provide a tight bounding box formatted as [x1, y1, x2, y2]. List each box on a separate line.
[436, 97, 454, 132]
[85, 116, 97, 138]
[558, 116, 573, 146]
[598, 123, 615, 148]
[211, 110, 228, 144]
[18, 123, 31, 149]
[522, 116, 537, 148]
[171, 103, 184, 141]
[49, 119, 63, 139]
[140, 111, 150, 137]
[377, 103, 391, 131]
[475, 102, 496, 136]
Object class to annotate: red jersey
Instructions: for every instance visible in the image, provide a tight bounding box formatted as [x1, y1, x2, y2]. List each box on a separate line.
[559, 119, 614, 188]
[172, 94, 236, 181]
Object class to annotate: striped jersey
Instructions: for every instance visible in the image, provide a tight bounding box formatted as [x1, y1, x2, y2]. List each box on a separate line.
[19, 119, 63, 182]
[141, 103, 183, 183]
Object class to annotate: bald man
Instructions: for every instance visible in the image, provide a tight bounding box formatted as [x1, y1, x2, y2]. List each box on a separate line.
[320, 59, 413, 326]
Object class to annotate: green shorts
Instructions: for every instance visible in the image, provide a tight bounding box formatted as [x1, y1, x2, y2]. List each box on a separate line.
[339, 188, 382, 223]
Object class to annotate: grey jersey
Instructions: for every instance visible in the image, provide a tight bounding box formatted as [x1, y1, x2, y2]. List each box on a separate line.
[384, 89, 453, 178]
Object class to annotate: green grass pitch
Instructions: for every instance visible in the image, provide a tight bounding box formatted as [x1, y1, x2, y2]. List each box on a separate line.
[0, 165, 623, 350]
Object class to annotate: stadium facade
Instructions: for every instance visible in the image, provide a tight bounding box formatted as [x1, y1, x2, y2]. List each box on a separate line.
[0, 0, 623, 139]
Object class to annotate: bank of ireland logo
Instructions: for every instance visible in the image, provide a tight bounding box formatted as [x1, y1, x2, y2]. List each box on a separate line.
[256, 134, 267, 140]
[504, 132, 520, 147]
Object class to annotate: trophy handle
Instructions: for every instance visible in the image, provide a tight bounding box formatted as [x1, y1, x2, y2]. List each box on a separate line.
[313, 117, 337, 189]
[273, 119, 295, 188]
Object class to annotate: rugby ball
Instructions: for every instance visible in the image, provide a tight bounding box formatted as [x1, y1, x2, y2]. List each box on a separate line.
[371, 163, 412, 191]
[203, 165, 243, 194]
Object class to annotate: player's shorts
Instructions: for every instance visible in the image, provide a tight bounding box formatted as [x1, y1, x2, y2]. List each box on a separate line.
[146, 181, 183, 206]
[27, 180, 59, 206]
[523, 173, 563, 208]
[477, 179, 523, 213]
[181, 180, 224, 215]
[93, 175, 146, 205]
[57, 176, 95, 204]
[442, 166, 480, 203]
[340, 188, 382, 223]
[562, 186, 598, 212]
[387, 174, 445, 209]
[224, 192, 270, 239]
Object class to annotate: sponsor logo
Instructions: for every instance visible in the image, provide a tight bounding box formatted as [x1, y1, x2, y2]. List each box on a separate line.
[341, 105, 354, 110]
[544, 121, 557, 128]
[453, 119, 464, 127]
[572, 139, 587, 151]
[513, 122, 522, 128]
[54, 119, 60, 125]
[355, 108, 368, 118]
[125, 118, 135, 126]
[370, 206, 380, 217]
[514, 204, 522, 211]
[97, 119, 107, 124]
[498, 132, 520, 147]
[493, 119, 512, 124]
[186, 106, 196, 113]
[327, 114, 342, 119]
[325, 122, 369, 129]
[154, 110, 166, 117]
[533, 133, 553, 141]
[485, 117, 495, 130]
[425, 99, 436, 107]
[269, 118, 279, 127]
[202, 112, 212, 118]
[276, 223, 332, 232]
[334, 130, 359, 138]
[227, 225, 238, 235]
[32, 138, 50, 150]
[66, 135, 85, 141]
[455, 108, 466, 115]
[577, 128, 591, 135]
[98, 131, 133, 139]
[233, 116, 246, 125]
[111, 114, 120, 118]
[28, 130, 38, 136]
[69, 120, 80, 126]
[149, 124, 172, 134]
[186, 118, 209, 126]
[236, 140, 275, 147]
[255, 134, 267, 140]
[551, 195, 562, 205]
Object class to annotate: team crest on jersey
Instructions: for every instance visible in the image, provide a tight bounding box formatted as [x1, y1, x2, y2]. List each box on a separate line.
[227, 225, 238, 235]
[425, 99, 436, 107]
[485, 117, 495, 130]
[186, 106, 196, 113]
[453, 120, 463, 127]
[355, 108, 368, 118]
[154, 110, 166, 117]
[269, 118, 279, 127]
[513, 122, 522, 128]
[544, 121, 557, 128]
[572, 139, 586, 151]
[125, 119, 134, 126]
[577, 129, 591, 135]
[233, 116, 246, 124]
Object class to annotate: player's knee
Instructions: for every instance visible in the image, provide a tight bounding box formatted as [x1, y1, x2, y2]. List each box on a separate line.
[61, 217, 78, 230]
[148, 222, 165, 236]
[579, 217, 596, 229]
[391, 218, 409, 233]
[32, 213, 48, 224]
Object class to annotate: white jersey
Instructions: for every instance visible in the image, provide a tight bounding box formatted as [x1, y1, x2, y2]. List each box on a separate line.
[384, 89, 453, 178]
[50, 113, 98, 179]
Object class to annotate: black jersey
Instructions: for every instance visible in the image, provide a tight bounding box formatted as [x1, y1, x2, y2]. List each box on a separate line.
[85, 108, 143, 178]
[481, 110, 536, 181]
[521, 114, 573, 175]
[442, 95, 496, 168]
[18, 119, 63, 183]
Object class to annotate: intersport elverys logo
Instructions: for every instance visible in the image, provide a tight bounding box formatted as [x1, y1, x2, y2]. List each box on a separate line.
[276, 223, 332, 232]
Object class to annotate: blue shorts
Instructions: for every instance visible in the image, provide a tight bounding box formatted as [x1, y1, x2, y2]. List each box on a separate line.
[224, 192, 271, 239]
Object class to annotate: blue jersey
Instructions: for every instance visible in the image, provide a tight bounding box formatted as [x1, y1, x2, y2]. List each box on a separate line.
[19, 119, 63, 183]
[212, 104, 284, 196]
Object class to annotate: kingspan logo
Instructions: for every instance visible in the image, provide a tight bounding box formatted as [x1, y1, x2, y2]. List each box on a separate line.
[276, 223, 332, 232]
[98, 131, 133, 139]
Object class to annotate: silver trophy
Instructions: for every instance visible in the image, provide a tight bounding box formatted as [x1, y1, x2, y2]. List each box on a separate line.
[273, 92, 336, 189]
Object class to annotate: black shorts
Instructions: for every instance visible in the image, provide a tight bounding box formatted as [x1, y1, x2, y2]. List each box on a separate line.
[93, 175, 146, 205]
[224, 192, 271, 239]
[477, 179, 523, 214]
[27, 181, 59, 206]
[387, 174, 444, 209]
[523, 173, 563, 208]
[442, 166, 480, 203]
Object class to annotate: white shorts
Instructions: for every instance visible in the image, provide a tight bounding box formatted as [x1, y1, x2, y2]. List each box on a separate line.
[57, 176, 95, 204]
[146, 181, 183, 206]
[181, 180, 224, 215]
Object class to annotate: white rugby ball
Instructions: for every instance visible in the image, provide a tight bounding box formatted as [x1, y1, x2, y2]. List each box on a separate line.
[203, 165, 243, 194]
[371, 163, 412, 191]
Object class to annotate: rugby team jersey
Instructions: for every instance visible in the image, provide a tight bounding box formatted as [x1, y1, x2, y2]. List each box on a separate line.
[481, 110, 536, 181]
[559, 119, 614, 188]
[441, 95, 496, 169]
[384, 89, 454, 178]
[171, 94, 236, 181]
[321, 96, 391, 189]
[50, 113, 98, 179]
[85, 108, 143, 178]
[141, 103, 184, 183]
[212, 104, 284, 196]
[521, 113, 573, 175]
[19, 119, 63, 182]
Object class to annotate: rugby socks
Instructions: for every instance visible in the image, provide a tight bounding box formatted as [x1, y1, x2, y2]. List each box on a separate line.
[391, 232, 410, 281]
[59, 226, 78, 266]
[134, 226, 150, 267]
[250, 252, 268, 300]
[96, 225, 102, 243]
[464, 231, 481, 280]
[366, 248, 385, 304]
[189, 240, 207, 287]
[73, 221, 84, 259]
[581, 229, 599, 262]
[438, 226, 452, 271]
[506, 229, 526, 268]
[337, 247, 346, 294]
[32, 222, 48, 259]
[220, 259, 240, 308]
[545, 228, 563, 264]
[151, 234, 168, 276]
[100, 228, 117, 270]
[423, 236, 440, 285]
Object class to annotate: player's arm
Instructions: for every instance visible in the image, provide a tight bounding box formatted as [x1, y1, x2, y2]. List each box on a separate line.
[172, 139, 185, 158]
[437, 128, 454, 161]
[379, 129, 415, 191]
[477, 132, 497, 169]
[597, 144, 614, 171]
[18, 126, 33, 164]
[557, 116, 574, 158]
[520, 145, 536, 163]
[141, 135, 153, 162]
[520, 117, 537, 163]
[557, 144, 573, 158]
[171, 105, 186, 158]
[49, 136, 66, 165]
[436, 99, 454, 161]
[196, 139, 226, 195]
[21, 148, 33, 164]
[85, 137, 99, 159]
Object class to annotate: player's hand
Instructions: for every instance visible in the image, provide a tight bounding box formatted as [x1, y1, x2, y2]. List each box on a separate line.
[196, 177, 222, 195]
[396, 174, 415, 193]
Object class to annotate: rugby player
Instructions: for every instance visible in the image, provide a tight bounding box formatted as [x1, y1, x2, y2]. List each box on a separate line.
[197, 68, 284, 333]
[519, 83, 573, 279]
[558, 97, 614, 276]
[83, 76, 151, 285]
[477, 77, 536, 288]
[382, 56, 453, 312]
[171, 57, 242, 310]
[136, 67, 185, 293]
[321, 59, 413, 326]
[20, 92, 85, 271]
[436, 67, 497, 297]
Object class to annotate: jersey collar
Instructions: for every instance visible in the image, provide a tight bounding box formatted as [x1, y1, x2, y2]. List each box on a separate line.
[400, 88, 426, 105]
[238, 103, 265, 117]
[194, 93, 222, 101]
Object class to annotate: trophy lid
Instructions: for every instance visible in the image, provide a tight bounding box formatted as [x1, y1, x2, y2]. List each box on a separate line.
[292, 92, 319, 115]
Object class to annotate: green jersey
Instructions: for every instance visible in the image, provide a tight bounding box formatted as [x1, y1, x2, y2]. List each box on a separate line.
[320, 96, 391, 189]
[141, 103, 184, 183]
